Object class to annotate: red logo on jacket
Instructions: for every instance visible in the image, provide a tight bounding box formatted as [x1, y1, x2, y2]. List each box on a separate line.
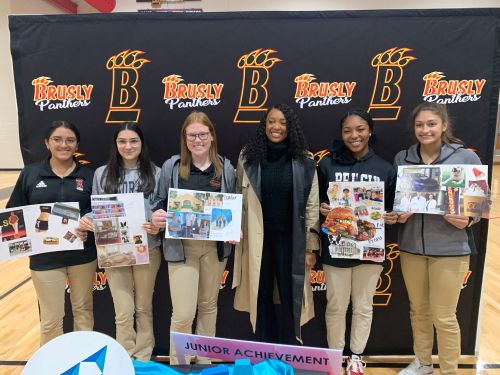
[75, 178, 84, 191]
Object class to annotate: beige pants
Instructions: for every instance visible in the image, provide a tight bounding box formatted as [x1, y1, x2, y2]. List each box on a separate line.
[105, 246, 161, 362]
[324, 263, 383, 354]
[400, 251, 470, 375]
[168, 240, 227, 364]
[30, 260, 97, 346]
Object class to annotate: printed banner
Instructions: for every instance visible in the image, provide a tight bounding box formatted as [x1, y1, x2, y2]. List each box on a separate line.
[0, 202, 82, 260]
[394, 165, 490, 218]
[91, 193, 149, 268]
[166, 188, 242, 242]
[322, 182, 385, 262]
[171, 332, 343, 374]
[9, 9, 500, 356]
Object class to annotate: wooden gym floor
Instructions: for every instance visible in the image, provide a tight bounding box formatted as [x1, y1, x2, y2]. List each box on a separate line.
[0, 169, 499, 374]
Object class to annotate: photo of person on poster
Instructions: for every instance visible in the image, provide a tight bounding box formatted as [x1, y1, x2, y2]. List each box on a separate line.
[409, 192, 427, 212]
[425, 193, 437, 212]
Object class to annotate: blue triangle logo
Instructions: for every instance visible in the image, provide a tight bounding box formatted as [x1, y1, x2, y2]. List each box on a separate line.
[60, 346, 108, 375]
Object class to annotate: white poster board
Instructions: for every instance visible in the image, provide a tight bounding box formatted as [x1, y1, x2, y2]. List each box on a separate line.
[394, 164, 489, 218]
[0, 202, 82, 260]
[166, 188, 242, 242]
[91, 193, 149, 268]
[321, 181, 385, 262]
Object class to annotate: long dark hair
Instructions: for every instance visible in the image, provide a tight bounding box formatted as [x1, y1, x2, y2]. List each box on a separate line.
[409, 103, 466, 147]
[242, 103, 309, 164]
[102, 122, 156, 196]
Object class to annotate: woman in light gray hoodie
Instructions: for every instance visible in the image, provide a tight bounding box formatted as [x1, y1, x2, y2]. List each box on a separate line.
[395, 103, 482, 375]
[79, 122, 161, 362]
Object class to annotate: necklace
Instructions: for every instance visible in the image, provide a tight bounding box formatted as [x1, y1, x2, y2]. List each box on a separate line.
[419, 144, 441, 165]
[51, 161, 76, 178]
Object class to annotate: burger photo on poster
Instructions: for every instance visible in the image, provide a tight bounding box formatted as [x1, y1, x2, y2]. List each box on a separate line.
[322, 207, 358, 239]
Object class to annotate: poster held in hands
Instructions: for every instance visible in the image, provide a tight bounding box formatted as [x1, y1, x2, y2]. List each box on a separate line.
[0, 202, 82, 260]
[166, 188, 242, 242]
[394, 164, 490, 218]
[91, 192, 149, 268]
[322, 181, 385, 262]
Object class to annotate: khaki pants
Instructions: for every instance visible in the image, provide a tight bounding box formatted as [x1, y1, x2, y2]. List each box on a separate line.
[324, 263, 383, 354]
[400, 251, 469, 375]
[31, 260, 97, 346]
[168, 241, 227, 364]
[105, 246, 161, 362]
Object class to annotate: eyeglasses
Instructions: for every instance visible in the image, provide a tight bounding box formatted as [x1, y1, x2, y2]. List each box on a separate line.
[186, 132, 210, 142]
[49, 137, 77, 146]
[117, 138, 141, 147]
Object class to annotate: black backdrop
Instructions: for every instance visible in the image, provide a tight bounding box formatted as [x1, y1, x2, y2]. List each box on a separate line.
[9, 9, 500, 355]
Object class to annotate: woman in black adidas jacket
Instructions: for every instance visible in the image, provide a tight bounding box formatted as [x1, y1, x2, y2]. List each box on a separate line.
[7, 121, 96, 346]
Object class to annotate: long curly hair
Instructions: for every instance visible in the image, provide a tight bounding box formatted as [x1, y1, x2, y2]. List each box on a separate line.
[242, 104, 309, 164]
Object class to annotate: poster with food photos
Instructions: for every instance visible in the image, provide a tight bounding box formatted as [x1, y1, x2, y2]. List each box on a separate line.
[165, 188, 242, 242]
[91, 193, 149, 268]
[394, 165, 490, 218]
[0, 202, 82, 261]
[321, 182, 385, 262]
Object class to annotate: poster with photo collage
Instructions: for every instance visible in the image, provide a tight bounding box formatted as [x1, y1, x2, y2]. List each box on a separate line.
[166, 188, 242, 242]
[321, 182, 385, 262]
[394, 165, 489, 218]
[0, 202, 82, 261]
[91, 192, 149, 268]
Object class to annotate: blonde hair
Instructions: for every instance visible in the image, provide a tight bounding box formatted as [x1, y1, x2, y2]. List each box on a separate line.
[179, 111, 222, 181]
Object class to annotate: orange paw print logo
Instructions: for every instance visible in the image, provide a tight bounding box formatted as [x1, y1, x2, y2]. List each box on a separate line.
[294, 73, 316, 83]
[106, 49, 150, 70]
[31, 76, 53, 86]
[371, 47, 417, 67]
[422, 71, 446, 81]
[237, 48, 282, 69]
[162, 74, 184, 85]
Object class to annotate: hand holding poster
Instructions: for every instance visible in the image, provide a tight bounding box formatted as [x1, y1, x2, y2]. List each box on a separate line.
[91, 193, 149, 268]
[166, 188, 242, 242]
[394, 165, 490, 218]
[0, 202, 82, 260]
[321, 182, 385, 262]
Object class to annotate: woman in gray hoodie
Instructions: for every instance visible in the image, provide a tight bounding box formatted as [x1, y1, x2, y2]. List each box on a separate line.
[79, 122, 161, 362]
[395, 103, 481, 375]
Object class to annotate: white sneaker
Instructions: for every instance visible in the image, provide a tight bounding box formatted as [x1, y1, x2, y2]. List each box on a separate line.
[346, 354, 366, 375]
[398, 357, 434, 375]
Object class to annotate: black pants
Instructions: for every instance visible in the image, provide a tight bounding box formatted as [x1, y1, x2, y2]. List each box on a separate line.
[255, 230, 297, 344]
